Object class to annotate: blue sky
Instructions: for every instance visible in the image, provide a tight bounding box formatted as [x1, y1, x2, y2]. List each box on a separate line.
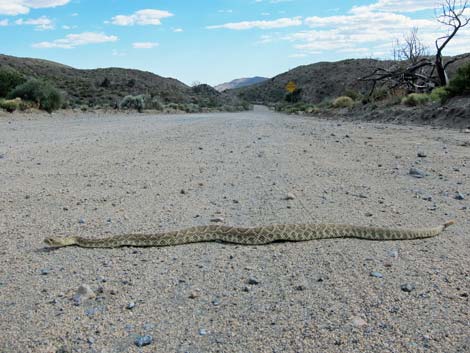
[0, 0, 469, 85]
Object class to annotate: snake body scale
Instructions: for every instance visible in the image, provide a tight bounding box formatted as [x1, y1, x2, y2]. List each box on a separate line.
[44, 221, 455, 248]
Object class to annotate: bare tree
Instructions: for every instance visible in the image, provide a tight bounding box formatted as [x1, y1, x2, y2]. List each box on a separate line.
[393, 27, 429, 64]
[435, 0, 470, 85]
[361, 0, 470, 95]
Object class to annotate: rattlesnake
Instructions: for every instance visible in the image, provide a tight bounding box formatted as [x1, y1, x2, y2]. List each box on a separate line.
[44, 220, 455, 248]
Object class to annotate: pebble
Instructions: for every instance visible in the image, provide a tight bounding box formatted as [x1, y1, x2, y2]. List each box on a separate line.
[40, 269, 50, 275]
[417, 152, 427, 158]
[351, 317, 368, 327]
[210, 217, 224, 223]
[211, 298, 221, 306]
[455, 192, 465, 200]
[199, 328, 207, 336]
[78, 218, 85, 224]
[126, 302, 136, 309]
[388, 250, 399, 258]
[73, 284, 95, 305]
[409, 167, 427, 178]
[134, 335, 153, 347]
[401, 283, 415, 292]
[370, 271, 384, 278]
[285, 193, 296, 200]
[248, 277, 260, 285]
[189, 291, 199, 299]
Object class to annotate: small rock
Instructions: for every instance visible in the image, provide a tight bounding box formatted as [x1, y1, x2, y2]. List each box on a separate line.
[409, 167, 427, 178]
[401, 283, 415, 292]
[285, 193, 296, 200]
[370, 271, 384, 278]
[455, 192, 465, 200]
[76, 284, 95, 299]
[365, 212, 373, 217]
[40, 269, 50, 275]
[78, 218, 86, 224]
[211, 298, 221, 306]
[189, 291, 199, 299]
[180, 189, 186, 195]
[351, 317, 368, 327]
[199, 328, 207, 336]
[126, 302, 136, 310]
[417, 152, 427, 158]
[295, 284, 306, 291]
[242, 286, 250, 292]
[134, 335, 153, 347]
[248, 277, 260, 285]
[388, 250, 399, 258]
[210, 217, 224, 223]
[87, 337, 95, 345]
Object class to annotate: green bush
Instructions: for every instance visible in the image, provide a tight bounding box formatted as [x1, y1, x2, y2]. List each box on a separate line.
[332, 96, 354, 109]
[8, 79, 63, 113]
[0, 67, 26, 97]
[430, 86, 450, 103]
[0, 98, 20, 113]
[401, 93, 430, 107]
[343, 89, 362, 101]
[119, 95, 145, 112]
[371, 87, 389, 101]
[447, 62, 470, 97]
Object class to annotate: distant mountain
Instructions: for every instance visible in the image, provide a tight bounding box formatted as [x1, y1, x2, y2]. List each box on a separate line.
[0, 54, 244, 109]
[229, 56, 470, 104]
[215, 76, 269, 92]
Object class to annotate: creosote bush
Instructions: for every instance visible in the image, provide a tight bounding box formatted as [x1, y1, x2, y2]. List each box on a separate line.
[119, 95, 145, 112]
[401, 93, 430, 106]
[0, 67, 26, 97]
[8, 79, 63, 113]
[332, 96, 354, 109]
[447, 62, 470, 97]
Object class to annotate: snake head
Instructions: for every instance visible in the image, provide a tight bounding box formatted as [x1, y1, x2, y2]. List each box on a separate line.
[44, 236, 78, 247]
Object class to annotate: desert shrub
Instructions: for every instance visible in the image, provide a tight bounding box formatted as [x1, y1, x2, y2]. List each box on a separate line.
[430, 86, 450, 103]
[100, 78, 111, 88]
[8, 79, 63, 113]
[332, 96, 354, 109]
[285, 88, 302, 103]
[0, 67, 26, 97]
[343, 89, 362, 101]
[371, 87, 389, 101]
[119, 95, 145, 112]
[144, 96, 164, 110]
[447, 62, 470, 97]
[0, 98, 20, 113]
[401, 93, 430, 107]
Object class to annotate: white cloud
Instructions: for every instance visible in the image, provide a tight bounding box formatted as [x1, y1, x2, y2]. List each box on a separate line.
[173, 28, 183, 32]
[0, 18, 8, 26]
[111, 9, 173, 26]
[0, 0, 70, 16]
[352, 0, 438, 14]
[15, 16, 53, 30]
[207, 17, 302, 30]
[284, 2, 470, 57]
[33, 32, 118, 49]
[132, 42, 159, 49]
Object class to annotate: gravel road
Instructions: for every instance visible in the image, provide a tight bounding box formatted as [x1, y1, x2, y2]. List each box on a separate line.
[0, 107, 469, 352]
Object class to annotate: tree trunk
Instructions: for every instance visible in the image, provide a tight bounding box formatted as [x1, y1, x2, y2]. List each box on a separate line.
[435, 52, 449, 86]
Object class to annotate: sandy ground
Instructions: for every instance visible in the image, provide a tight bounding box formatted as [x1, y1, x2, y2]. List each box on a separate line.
[0, 106, 469, 353]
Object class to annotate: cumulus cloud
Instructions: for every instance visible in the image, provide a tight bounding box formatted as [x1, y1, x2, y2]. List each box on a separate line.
[0, 0, 70, 16]
[15, 16, 54, 30]
[0, 18, 8, 26]
[285, 1, 470, 57]
[33, 32, 118, 49]
[352, 0, 439, 14]
[207, 17, 302, 30]
[132, 42, 159, 49]
[111, 9, 173, 26]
